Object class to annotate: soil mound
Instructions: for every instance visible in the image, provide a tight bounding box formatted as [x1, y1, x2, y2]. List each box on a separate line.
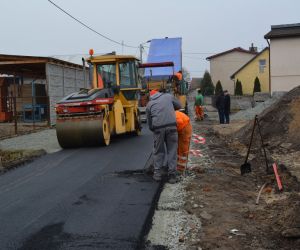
[236, 86, 300, 150]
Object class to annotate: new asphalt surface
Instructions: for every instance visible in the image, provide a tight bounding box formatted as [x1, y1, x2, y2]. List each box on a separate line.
[0, 128, 158, 250]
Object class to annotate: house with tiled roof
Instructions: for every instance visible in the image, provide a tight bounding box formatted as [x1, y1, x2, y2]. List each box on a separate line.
[230, 47, 269, 95]
[206, 47, 258, 94]
[264, 23, 300, 93]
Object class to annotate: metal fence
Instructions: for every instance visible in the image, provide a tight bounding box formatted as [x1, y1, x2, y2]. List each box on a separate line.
[0, 95, 50, 139]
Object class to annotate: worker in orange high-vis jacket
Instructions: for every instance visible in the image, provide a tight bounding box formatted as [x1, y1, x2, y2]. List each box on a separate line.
[194, 89, 204, 120]
[175, 110, 192, 172]
[175, 70, 183, 81]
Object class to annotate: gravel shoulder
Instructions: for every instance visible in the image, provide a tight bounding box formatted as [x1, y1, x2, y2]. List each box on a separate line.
[0, 128, 61, 154]
[0, 128, 61, 172]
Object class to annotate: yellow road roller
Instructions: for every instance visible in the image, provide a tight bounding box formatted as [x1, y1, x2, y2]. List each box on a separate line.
[55, 52, 141, 148]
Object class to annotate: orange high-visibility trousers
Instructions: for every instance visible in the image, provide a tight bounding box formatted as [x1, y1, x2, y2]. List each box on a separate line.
[195, 106, 204, 120]
[177, 123, 192, 172]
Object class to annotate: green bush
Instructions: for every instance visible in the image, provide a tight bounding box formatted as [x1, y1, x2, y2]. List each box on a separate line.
[253, 76, 261, 94]
[234, 79, 243, 96]
[214, 80, 223, 95]
[201, 71, 215, 95]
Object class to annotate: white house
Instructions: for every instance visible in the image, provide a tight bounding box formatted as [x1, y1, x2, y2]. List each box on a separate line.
[264, 23, 300, 93]
[206, 47, 257, 94]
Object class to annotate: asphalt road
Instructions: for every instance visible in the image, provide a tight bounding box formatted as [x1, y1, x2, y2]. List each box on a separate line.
[0, 128, 159, 250]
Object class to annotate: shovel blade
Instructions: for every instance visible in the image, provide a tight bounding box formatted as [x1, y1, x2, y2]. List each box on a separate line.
[240, 162, 252, 175]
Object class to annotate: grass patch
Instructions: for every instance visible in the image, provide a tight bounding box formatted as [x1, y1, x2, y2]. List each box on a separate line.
[0, 149, 46, 171]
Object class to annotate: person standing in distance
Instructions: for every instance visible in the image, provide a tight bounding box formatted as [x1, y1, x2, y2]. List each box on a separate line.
[146, 89, 182, 183]
[216, 91, 225, 124]
[194, 89, 204, 120]
[224, 90, 231, 124]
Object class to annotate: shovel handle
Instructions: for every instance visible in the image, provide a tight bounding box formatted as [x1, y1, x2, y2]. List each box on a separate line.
[256, 116, 270, 173]
[245, 115, 257, 163]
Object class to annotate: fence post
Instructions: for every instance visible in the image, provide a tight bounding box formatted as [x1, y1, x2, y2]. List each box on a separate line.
[47, 96, 51, 127]
[13, 96, 17, 135]
[32, 95, 35, 130]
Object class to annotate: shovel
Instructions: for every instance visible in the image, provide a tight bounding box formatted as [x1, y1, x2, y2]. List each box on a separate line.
[256, 117, 272, 174]
[240, 116, 257, 175]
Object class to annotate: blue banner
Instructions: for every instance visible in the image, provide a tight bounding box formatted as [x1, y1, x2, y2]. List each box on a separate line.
[144, 37, 182, 79]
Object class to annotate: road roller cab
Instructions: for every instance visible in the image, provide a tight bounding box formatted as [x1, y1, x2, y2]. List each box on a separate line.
[55, 53, 141, 148]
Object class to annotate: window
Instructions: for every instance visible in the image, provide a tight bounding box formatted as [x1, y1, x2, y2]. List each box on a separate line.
[119, 61, 137, 88]
[96, 64, 117, 89]
[259, 59, 266, 73]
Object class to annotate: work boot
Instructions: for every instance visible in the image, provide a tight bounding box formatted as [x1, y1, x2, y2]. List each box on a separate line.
[161, 166, 168, 176]
[144, 164, 154, 176]
[153, 171, 162, 182]
[168, 172, 179, 184]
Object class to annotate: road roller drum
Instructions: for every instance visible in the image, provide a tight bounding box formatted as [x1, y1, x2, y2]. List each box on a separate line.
[56, 114, 110, 148]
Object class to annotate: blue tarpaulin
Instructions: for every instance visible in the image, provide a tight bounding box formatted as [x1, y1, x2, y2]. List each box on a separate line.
[144, 37, 182, 79]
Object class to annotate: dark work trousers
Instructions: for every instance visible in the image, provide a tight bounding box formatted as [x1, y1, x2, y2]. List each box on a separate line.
[224, 111, 230, 124]
[153, 126, 178, 174]
[218, 109, 225, 124]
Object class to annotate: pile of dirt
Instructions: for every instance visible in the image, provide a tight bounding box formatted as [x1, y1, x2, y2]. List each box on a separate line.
[176, 93, 300, 249]
[184, 123, 300, 249]
[235, 86, 300, 150]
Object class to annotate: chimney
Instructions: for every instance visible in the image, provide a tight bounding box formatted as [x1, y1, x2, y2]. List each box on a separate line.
[249, 43, 258, 52]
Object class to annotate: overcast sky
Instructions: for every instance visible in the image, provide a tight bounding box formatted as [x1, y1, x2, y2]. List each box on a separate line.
[1, 0, 299, 78]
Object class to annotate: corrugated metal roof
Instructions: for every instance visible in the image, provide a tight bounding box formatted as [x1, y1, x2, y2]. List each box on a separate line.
[0, 54, 86, 68]
[0, 54, 87, 78]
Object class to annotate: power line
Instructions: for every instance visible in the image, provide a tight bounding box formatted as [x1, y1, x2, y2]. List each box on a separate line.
[47, 0, 138, 49]
[183, 52, 215, 55]
[183, 55, 206, 60]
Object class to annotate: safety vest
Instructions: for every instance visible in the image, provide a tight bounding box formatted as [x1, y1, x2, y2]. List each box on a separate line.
[175, 110, 190, 132]
[97, 73, 104, 89]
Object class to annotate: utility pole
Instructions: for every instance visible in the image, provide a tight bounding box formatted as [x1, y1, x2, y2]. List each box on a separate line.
[139, 44, 143, 63]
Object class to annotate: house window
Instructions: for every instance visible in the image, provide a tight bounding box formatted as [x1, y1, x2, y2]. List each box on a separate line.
[259, 59, 266, 73]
